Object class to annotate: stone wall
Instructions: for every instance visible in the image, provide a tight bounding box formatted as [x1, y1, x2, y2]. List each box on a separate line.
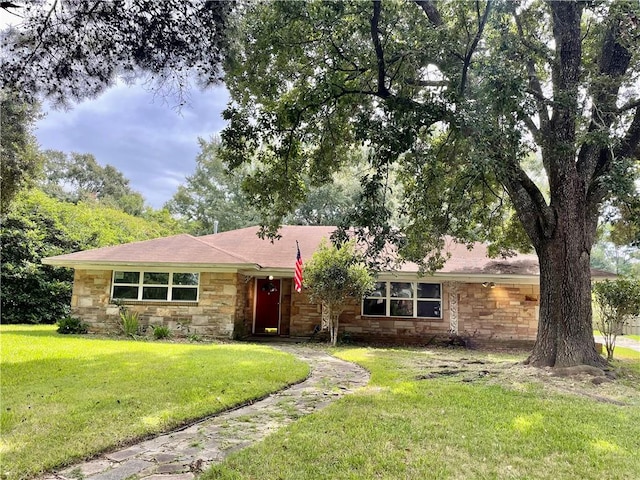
[71, 270, 243, 338]
[289, 282, 539, 344]
[458, 283, 539, 343]
[71, 270, 540, 343]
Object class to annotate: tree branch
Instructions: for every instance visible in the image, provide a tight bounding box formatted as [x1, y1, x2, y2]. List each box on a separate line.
[414, 0, 443, 27]
[459, 1, 492, 96]
[501, 161, 555, 245]
[370, 0, 390, 98]
[578, 12, 633, 188]
[616, 106, 640, 161]
[513, 8, 550, 134]
[618, 98, 640, 114]
[405, 79, 449, 87]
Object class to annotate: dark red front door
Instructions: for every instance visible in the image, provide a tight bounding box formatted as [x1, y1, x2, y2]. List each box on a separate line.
[255, 279, 281, 334]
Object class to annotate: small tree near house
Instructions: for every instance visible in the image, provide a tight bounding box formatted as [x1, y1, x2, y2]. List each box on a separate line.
[304, 239, 375, 346]
[593, 278, 640, 361]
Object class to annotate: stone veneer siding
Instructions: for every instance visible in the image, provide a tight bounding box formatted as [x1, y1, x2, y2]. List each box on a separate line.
[457, 283, 539, 342]
[289, 282, 539, 344]
[71, 270, 245, 338]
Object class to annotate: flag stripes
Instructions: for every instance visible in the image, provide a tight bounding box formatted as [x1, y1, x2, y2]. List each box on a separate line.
[294, 242, 303, 293]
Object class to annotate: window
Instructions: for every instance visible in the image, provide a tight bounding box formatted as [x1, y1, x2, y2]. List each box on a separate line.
[362, 281, 441, 318]
[112, 271, 199, 302]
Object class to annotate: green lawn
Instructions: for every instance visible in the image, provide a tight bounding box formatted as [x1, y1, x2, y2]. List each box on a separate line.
[0, 325, 309, 480]
[206, 347, 640, 480]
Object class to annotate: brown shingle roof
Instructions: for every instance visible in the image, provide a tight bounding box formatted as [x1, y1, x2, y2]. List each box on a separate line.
[198, 225, 335, 269]
[42, 234, 256, 266]
[42, 225, 612, 278]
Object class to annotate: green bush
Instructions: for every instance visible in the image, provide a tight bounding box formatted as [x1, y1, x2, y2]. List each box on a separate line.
[56, 316, 88, 334]
[118, 307, 140, 337]
[152, 325, 172, 340]
[594, 278, 640, 361]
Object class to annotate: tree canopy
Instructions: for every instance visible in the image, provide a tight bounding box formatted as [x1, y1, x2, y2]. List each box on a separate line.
[39, 150, 146, 216]
[0, 92, 43, 213]
[165, 136, 373, 234]
[1, 0, 233, 106]
[164, 137, 260, 234]
[0, 188, 185, 324]
[221, 0, 640, 367]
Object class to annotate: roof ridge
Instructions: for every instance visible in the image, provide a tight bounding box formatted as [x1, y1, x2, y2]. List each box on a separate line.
[191, 235, 259, 266]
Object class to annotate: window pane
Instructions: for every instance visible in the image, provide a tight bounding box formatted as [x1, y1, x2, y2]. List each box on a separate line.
[113, 271, 139, 284]
[390, 282, 413, 298]
[143, 272, 169, 285]
[113, 285, 138, 299]
[417, 300, 441, 318]
[142, 287, 168, 300]
[363, 298, 386, 316]
[173, 273, 199, 286]
[172, 287, 197, 301]
[390, 299, 413, 317]
[417, 283, 441, 299]
[368, 282, 386, 298]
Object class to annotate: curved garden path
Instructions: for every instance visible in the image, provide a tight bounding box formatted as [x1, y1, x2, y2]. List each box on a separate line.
[43, 345, 370, 480]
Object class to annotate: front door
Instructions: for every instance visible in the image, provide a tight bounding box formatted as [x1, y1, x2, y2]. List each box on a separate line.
[254, 279, 281, 334]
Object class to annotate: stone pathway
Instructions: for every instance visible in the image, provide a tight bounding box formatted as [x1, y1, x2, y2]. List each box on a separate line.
[42, 345, 369, 480]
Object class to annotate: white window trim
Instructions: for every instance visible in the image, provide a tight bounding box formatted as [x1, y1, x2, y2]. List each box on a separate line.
[111, 271, 200, 302]
[362, 281, 442, 319]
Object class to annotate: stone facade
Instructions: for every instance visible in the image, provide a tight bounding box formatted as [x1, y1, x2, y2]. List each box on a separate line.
[71, 270, 243, 338]
[71, 270, 539, 344]
[287, 281, 539, 344]
[458, 283, 539, 343]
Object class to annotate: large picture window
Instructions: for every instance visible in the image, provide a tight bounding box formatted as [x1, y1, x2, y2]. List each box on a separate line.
[112, 271, 199, 302]
[362, 281, 441, 318]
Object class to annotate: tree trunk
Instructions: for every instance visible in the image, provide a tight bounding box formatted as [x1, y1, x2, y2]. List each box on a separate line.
[526, 222, 605, 368]
[330, 312, 340, 347]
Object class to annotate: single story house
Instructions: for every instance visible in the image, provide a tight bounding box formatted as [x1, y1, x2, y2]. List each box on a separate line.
[42, 225, 606, 345]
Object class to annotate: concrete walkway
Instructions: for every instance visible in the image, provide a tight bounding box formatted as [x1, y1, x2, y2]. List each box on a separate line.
[42, 346, 369, 480]
[594, 334, 640, 353]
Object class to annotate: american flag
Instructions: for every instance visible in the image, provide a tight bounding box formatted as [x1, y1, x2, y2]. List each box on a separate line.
[294, 242, 303, 293]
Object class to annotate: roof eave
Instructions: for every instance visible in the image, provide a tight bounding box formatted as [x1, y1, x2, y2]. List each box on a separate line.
[41, 259, 262, 272]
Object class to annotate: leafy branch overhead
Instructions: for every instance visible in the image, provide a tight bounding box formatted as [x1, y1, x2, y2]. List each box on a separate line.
[1, 0, 233, 106]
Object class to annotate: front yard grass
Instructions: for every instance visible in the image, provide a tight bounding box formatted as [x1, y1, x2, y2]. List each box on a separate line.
[206, 347, 640, 480]
[0, 325, 309, 480]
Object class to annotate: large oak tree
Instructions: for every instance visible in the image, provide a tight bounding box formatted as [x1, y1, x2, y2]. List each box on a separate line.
[221, 0, 640, 367]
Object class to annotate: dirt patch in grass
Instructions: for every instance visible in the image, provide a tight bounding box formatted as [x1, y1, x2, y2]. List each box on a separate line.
[406, 347, 640, 407]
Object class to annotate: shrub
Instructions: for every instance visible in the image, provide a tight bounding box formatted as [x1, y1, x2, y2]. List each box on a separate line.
[304, 239, 375, 346]
[56, 316, 88, 334]
[593, 278, 640, 361]
[152, 325, 172, 340]
[118, 307, 140, 338]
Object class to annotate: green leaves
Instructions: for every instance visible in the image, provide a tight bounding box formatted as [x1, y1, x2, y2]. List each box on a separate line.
[2, 1, 233, 106]
[0, 93, 43, 214]
[593, 278, 640, 360]
[304, 239, 375, 308]
[0, 188, 185, 324]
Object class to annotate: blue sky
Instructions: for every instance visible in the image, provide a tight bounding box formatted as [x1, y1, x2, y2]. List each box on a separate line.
[35, 82, 230, 208]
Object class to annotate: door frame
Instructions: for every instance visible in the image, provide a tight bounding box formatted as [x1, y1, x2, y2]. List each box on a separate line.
[252, 278, 282, 334]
